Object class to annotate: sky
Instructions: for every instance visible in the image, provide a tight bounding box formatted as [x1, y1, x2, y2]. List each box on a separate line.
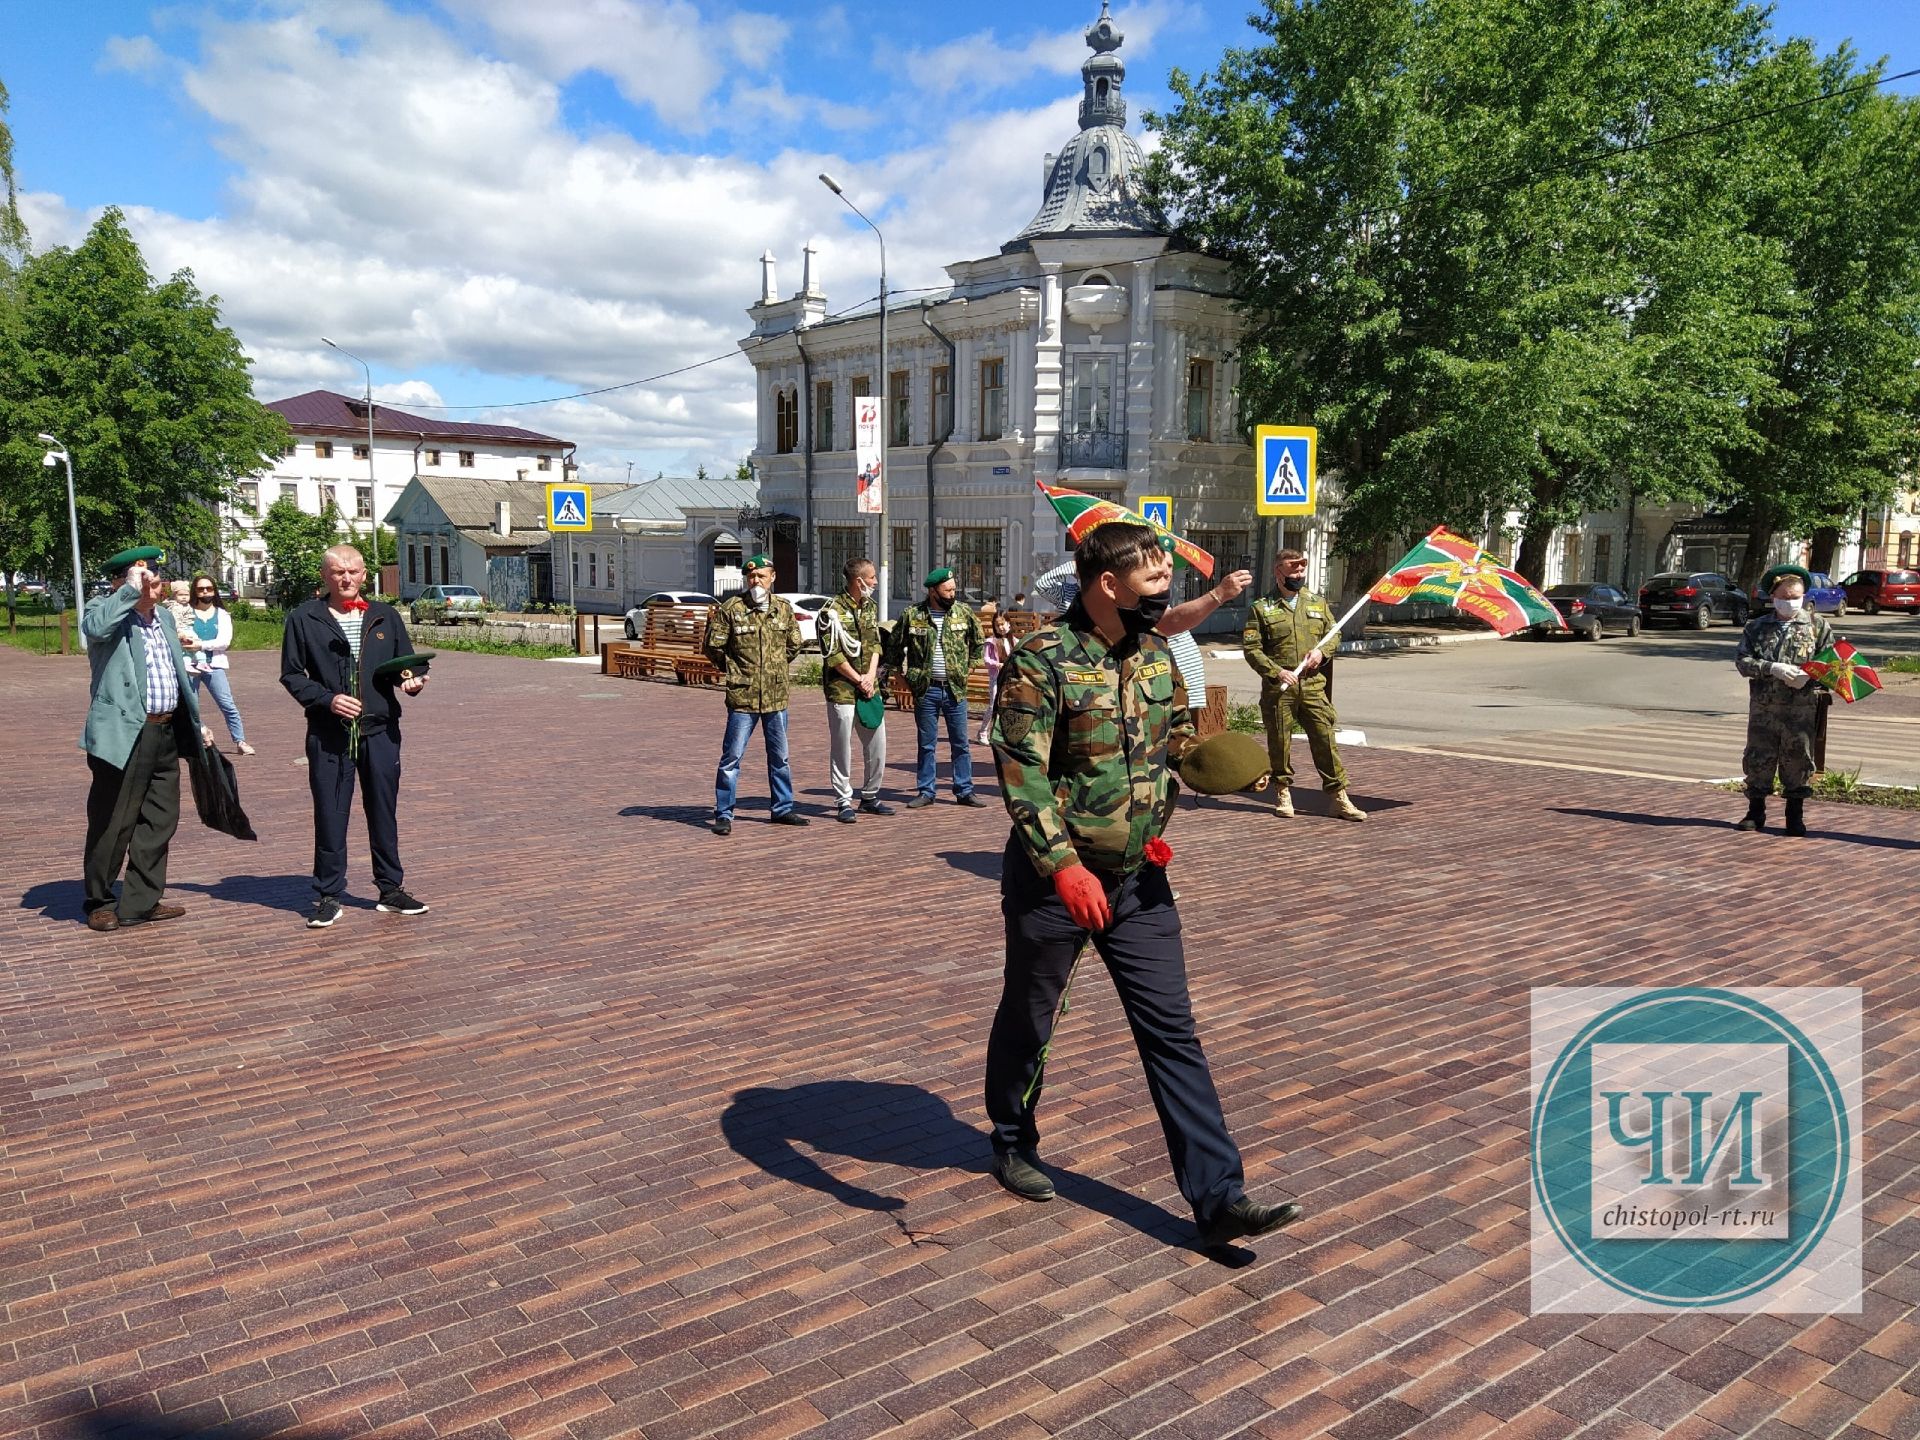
[1, 0, 1915, 484]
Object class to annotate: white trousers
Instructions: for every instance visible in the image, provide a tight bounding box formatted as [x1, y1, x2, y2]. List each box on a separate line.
[826, 702, 887, 807]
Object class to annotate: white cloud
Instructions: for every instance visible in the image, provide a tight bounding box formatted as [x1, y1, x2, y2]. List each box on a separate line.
[886, 1, 1187, 99]
[99, 34, 167, 76]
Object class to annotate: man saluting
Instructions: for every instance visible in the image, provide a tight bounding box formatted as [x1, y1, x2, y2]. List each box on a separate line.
[984, 520, 1302, 1249]
[281, 544, 430, 929]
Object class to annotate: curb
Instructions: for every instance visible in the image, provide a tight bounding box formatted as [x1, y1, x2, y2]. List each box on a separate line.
[1207, 629, 1501, 662]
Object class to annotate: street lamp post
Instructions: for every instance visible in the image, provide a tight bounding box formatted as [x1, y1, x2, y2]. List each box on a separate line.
[322, 338, 382, 590]
[819, 172, 890, 620]
[36, 433, 83, 621]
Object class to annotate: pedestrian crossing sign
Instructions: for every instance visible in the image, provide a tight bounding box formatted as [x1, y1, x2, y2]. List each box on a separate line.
[1254, 426, 1317, 516]
[546, 483, 592, 532]
[1138, 496, 1172, 530]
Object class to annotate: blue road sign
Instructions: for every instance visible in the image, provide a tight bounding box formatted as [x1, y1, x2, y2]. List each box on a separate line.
[1254, 426, 1318, 516]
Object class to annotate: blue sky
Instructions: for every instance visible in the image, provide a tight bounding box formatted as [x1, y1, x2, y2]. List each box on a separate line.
[1, 0, 1914, 479]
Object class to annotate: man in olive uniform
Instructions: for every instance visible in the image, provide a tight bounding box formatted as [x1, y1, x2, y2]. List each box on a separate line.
[1734, 565, 1836, 837]
[1243, 549, 1364, 822]
[819, 556, 893, 824]
[704, 554, 807, 836]
[891, 566, 987, 808]
[79, 545, 205, 931]
[985, 519, 1303, 1249]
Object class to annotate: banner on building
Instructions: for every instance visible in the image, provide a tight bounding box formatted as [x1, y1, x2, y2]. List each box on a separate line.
[854, 396, 884, 515]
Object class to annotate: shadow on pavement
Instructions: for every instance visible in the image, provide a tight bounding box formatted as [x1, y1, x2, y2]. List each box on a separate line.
[1185, 788, 1413, 819]
[167, 873, 319, 916]
[719, 1080, 1207, 1253]
[18, 879, 86, 923]
[936, 850, 1002, 880]
[1552, 806, 1920, 851]
[617, 802, 715, 829]
[66, 1409, 219, 1439]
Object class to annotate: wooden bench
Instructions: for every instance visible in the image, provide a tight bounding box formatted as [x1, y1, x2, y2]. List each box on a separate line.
[603, 604, 721, 686]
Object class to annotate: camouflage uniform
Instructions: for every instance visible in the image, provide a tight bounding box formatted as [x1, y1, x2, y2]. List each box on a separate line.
[892, 599, 986, 801]
[819, 589, 887, 810]
[703, 594, 803, 822]
[1243, 589, 1348, 792]
[1735, 609, 1835, 800]
[819, 591, 883, 706]
[983, 604, 1251, 1235]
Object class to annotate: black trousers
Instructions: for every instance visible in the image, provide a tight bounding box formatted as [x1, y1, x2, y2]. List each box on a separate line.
[83, 722, 181, 920]
[983, 835, 1246, 1230]
[306, 722, 403, 900]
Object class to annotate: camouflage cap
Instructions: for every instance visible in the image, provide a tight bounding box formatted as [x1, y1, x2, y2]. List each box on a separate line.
[1176, 731, 1272, 795]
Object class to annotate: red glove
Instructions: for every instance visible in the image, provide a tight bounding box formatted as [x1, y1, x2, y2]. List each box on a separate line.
[1053, 864, 1111, 932]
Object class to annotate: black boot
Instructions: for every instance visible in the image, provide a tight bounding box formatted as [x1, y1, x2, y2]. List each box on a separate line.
[1735, 795, 1766, 832]
[1784, 797, 1807, 837]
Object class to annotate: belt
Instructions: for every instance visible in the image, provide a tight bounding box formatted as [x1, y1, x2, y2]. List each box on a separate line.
[145, 711, 175, 724]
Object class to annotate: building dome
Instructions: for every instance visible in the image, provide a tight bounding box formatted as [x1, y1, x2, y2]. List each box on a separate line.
[1005, 3, 1168, 252]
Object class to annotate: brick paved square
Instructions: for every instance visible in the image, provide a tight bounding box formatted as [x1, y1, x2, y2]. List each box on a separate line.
[2, 645, 1916, 1438]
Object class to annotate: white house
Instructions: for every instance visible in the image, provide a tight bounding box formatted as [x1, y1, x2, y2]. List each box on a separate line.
[568, 474, 760, 617]
[225, 390, 572, 597]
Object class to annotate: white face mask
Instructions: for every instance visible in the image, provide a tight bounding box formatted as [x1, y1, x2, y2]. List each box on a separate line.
[748, 583, 769, 606]
[1774, 596, 1804, 616]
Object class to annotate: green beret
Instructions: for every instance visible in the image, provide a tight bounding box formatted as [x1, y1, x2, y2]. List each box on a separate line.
[925, 567, 954, 587]
[104, 545, 166, 575]
[745, 553, 773, 570]
[1761, 564, 1812, 594]
[1176, 732, 1272, 795]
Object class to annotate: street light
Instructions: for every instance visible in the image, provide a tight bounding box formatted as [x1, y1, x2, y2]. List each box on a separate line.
[322, 337, 382, 588]
[819, 171, 891, 619]
[36, 433, 84, 619]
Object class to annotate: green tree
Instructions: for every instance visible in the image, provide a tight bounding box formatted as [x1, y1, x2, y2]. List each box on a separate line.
[259, 497, 342, 607]
[0, 77, 25, 266]
[0, 207, 289, 597]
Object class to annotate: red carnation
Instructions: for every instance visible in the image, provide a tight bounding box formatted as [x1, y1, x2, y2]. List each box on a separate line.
[1144, 836, 1172, 867]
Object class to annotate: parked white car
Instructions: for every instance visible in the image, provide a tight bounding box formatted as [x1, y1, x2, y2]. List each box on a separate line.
[411, 584, 486, 624]
[780, 593, 834, 651]
[624, 591, 717, 639]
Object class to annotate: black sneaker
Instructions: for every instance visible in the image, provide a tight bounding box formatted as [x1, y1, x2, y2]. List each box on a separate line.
[376, 890, 430, 915]
[991, 1150, 1055, 1202]
[905, 795, 936, 809]
[770, 811, 810, 826]
[954, 794, 987, 808]
[714, 818, 732, 836]
[306, 897, 342, 929]
[837, 807, 858, 824]
[859, 799, 894, 816]
[1200, 1197, 1304, 1248]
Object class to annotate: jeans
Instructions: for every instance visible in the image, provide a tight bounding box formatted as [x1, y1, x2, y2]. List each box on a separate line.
[914, 682, 973, 799]
[190, 668, 247, 744]
[715, 709, 794, 820]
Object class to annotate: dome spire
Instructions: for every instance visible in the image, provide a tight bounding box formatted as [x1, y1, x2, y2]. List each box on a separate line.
[1079, 2, 1126, 131]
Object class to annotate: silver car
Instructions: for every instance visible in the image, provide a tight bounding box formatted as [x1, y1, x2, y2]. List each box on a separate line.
[411, 584, 486, 624]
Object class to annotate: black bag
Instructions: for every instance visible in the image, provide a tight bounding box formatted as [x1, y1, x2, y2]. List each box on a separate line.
[185, 744, 258, 842]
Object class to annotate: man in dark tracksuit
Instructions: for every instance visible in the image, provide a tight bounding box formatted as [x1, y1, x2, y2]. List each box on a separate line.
[281, 544, 430, 929]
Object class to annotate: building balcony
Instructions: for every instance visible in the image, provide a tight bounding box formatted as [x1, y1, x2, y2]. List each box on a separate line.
[1059, 430, 1128, 470]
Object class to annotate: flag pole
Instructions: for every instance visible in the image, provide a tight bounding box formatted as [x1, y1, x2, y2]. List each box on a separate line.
[1270, 590, 1371, 689]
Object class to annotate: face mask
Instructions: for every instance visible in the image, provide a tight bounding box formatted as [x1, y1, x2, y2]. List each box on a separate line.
[1283, 574, 1306, 592]
[1118, 587, 1171, 637]
[1774, 596, 1803, 616]
[748, 584, 769, 607]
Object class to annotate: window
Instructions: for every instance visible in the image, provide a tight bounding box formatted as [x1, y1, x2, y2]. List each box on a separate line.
[818, 526, 865, 588]
[930, 365, 952, 440]
[572, 548, 579, 586]
[980, 357, 1005, 441]
[440, 544, 450, 581]
[943, 528, 1004, 601]
[282, 442, 297, 459]
[280, 482, 299, 506]
[459, 451, 476, 468]
[1592, 533, 1613, 585]
[314, 441, 334, 459]
[813, 380, 835, 452]
[775, 388, 799, 454]
[1901, 533, 1916, 569]
[851, 375, 871, 400]
[537, 455, 552, 472]
[1184, 530, 1251, 602]
[588, 551, 598, 588]
[425, 449, 442, 466]
[356, 486, 373, 520]
[408, 543, 418, 585]
[892, 525, 915, 603]
[889, 371, 910, 446]
[604, 550, 618, 589]
[1186, 358, 1213, 441]
[352, 443, 370, 461]
[1072, 356, 1116, 432]
[423, 544, 433, 585]
[237, 481, 259, 513]
[319, 483, 337, 512]
[1560, 532, 1583, 583]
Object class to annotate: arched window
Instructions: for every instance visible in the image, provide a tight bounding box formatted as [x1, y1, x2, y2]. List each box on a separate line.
[1088, 146, 1109, 183]
[1081, 269, 1115, 288]
[1095, 78, 1109, 102]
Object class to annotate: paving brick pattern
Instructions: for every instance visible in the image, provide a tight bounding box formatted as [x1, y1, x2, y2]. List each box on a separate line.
[1, 645, 1916, 1440]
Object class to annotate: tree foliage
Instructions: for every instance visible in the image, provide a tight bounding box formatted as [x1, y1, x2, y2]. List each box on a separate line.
[259, 497, 342, 608]
[0, 207, 290, 590]
[0, 77, 25, 265]
[1147, 0, 1920, 583]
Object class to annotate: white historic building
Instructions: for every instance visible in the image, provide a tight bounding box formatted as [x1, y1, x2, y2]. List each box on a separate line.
[223, 390, 572, 597]
[741, 4, 1283, 633]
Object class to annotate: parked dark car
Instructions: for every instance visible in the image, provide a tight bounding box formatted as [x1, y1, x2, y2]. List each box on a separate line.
[1748, 569, 1845, 615]
[1539, 583, 1642, 640]
[1638, 571, 1748, 629]
[1837, 569, 1920, 615]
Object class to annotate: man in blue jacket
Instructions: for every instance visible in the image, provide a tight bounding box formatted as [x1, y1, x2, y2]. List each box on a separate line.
[281, 544, 430, 929]
[80, 545, 205, 932]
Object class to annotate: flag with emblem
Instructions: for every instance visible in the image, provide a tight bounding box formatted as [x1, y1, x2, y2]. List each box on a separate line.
[1802, 640, 1883, 704]
[1036, 480, 1215, 578]
[1367, 526, 1566, 636]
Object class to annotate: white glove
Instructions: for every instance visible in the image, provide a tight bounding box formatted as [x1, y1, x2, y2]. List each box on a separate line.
[1768, 661, 1810, 689]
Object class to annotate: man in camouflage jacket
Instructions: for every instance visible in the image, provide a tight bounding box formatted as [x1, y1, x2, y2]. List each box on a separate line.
[702, 554, 807, 835]
[1241, 548, 1364, 821]
[1733, 565, 1835, 837]
[818, 556, 892, 822]
[983, 520, 1302, 1249]
[889, 566, 987, 807]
